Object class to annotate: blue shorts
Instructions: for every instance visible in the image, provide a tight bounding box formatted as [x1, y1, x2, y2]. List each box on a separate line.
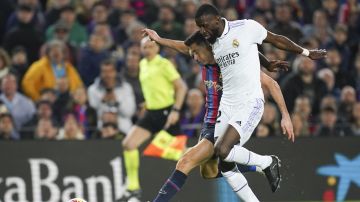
[199, 123, 215, 144]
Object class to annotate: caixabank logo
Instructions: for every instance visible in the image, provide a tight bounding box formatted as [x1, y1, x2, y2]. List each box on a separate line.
[317, 153, 360, 201]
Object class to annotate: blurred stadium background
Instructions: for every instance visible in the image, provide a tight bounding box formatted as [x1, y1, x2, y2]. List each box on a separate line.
[0, 0, 359, 201]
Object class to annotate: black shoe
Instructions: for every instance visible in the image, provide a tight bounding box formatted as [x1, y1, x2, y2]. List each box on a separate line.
[263, 155, 281, 192]
[117, 189, 142, 202]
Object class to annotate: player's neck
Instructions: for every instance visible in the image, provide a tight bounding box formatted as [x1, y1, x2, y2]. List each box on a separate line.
[218, 18, 226, 37]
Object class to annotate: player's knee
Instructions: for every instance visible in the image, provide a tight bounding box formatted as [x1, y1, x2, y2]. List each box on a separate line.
[176, 155, 195, 173]
[200, 167, 218, 179]
[122, 139, 133, 150]
[214, 144, 231, 160]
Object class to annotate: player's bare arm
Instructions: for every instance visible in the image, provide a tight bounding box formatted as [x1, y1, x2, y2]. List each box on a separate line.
[260, 72, 295, 142]
[264, 31, 327, 60]
[258, 52, 289, 72]
[164, 78, 188, 129]
[143, 28, 190, 55]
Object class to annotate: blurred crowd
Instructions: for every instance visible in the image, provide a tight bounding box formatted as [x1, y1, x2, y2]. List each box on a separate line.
[0, 0, 359, 141]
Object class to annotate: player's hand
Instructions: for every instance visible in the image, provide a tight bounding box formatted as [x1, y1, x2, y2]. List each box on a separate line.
[281, 115, 295, 142]
[164, 111, 180, 129]
[142, 28, 161, 42]
[267, 60, 289, 72]
[309, 49, 327, 60]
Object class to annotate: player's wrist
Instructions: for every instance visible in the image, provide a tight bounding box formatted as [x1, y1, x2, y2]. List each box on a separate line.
[171, 106, 180, 112]
[301, 48, 310, 57]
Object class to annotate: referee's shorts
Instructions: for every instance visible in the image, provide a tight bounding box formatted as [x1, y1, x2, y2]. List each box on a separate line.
[136, 105, 181, 135]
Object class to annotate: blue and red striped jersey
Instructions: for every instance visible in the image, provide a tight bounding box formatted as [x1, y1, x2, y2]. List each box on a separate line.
[201, 64, 223, 124]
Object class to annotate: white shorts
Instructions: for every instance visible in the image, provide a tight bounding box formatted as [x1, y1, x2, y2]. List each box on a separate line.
[214, 98, 264, 146]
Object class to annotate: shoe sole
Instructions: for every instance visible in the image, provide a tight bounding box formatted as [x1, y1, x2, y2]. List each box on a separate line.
[271, 155, 282, 192]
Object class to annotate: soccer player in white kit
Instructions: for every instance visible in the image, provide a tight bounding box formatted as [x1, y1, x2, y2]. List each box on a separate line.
[194, 4, 327, 201]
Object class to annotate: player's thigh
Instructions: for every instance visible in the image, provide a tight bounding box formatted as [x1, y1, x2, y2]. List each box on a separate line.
[228, 98, 264, 146]
[214, 106, 231, 140]
[122, 125, 151, 150]
[176, 139, 214, 173]
[200, 158, 218, 179]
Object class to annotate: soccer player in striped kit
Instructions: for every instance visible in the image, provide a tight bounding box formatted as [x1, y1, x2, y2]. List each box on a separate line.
[143, 29, 293, 202]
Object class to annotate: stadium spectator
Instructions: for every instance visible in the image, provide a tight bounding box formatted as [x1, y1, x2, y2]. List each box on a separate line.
[258, 102, 279, 137]
[255, 123, 271, 138]
[325, 48, 355, 90]
[122, 21, 146, 51]
[10, 46, 28, 85]
[34, 118, 58, 140]
[39, 88, 57, 104]
[291, 112, 308, 137]
[150, 5, 184, 40]
[22, 40, 83, 101]
[0, 74, 35, 132]
[0, 113, 18, 140]
[21, 100, 55, 139]
[46, 5, 88, 47]
[88, 2, 109, 33]
[317, 68, 337, 97]
[320, 95, 338, 113]
[355, 54, 360, 100]
[180, 88, 205, 138]
[88, 58, 136, 134]
[57, 113, 84, 140]
[338, 86, 357, 122]
[339, 0, 360, 24]
[326, 24, 351, 71]
[78, 33, 110, 87]
[321, 0, 339, 28]
[2, 4, 44, 64]
[52, 76, 72, 123]
[114, 9, 138, 45]
[97, 122, 124, 139]
[350, 102, 360, 136]
[315, 106, 353, 137]
[93, 23, 115, 50]
[247, 0, 273, 21]
[268, 3, 303, 43]
[183, 18, 198, 37]
[46, 21, 78, 65]
[183, 60, 202, 90]
[292, 96, 312, 136]
[107, 0, 132, 27]
[123, 53, 144, 109]
[0, 48, 15, 81]
[302, 9, 332, 44]
[65, 87, 97, 139]
[6, 0, 45, 32]
[281, 56, 327, 114]
[44, 0, 71, 28]
[180, 0, 198, 20]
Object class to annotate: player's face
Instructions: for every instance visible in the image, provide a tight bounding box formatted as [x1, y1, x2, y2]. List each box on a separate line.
[189, 43, 215, 65]
[195, 15, 222, 44]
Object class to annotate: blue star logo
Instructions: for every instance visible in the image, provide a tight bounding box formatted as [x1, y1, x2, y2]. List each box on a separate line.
[317, 153, 360, 201]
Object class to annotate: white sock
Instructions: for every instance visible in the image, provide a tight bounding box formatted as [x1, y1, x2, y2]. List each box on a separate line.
[224, 145, 272, 170]
[222, 167, 259, 202]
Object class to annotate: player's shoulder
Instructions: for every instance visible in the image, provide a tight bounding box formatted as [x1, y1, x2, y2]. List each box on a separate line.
[228, 19, 246, 29]
[228, 19, 259, 31]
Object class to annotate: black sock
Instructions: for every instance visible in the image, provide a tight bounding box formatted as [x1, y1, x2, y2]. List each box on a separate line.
[153, 170, 187, 202]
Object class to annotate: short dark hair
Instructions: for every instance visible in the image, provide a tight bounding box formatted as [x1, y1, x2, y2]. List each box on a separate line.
[101, 58, 116, 67]
[195, 4, 220, 19]
[184, 31, 208, 47]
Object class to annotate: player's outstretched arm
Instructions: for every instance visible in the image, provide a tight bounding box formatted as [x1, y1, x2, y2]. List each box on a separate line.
[143, 28, 190, 55]
[260, 71, 295, 142]
[264, 31, 327, 60]
[258, 52, 289, 72]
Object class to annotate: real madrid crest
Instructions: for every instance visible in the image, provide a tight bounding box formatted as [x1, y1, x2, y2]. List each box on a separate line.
[232, 39, 239, 48]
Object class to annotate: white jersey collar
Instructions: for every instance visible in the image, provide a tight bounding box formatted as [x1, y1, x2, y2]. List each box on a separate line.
[219, 18, 230, 39]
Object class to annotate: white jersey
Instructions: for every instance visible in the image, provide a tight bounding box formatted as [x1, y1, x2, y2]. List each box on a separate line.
[212, 18, 267, 105]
